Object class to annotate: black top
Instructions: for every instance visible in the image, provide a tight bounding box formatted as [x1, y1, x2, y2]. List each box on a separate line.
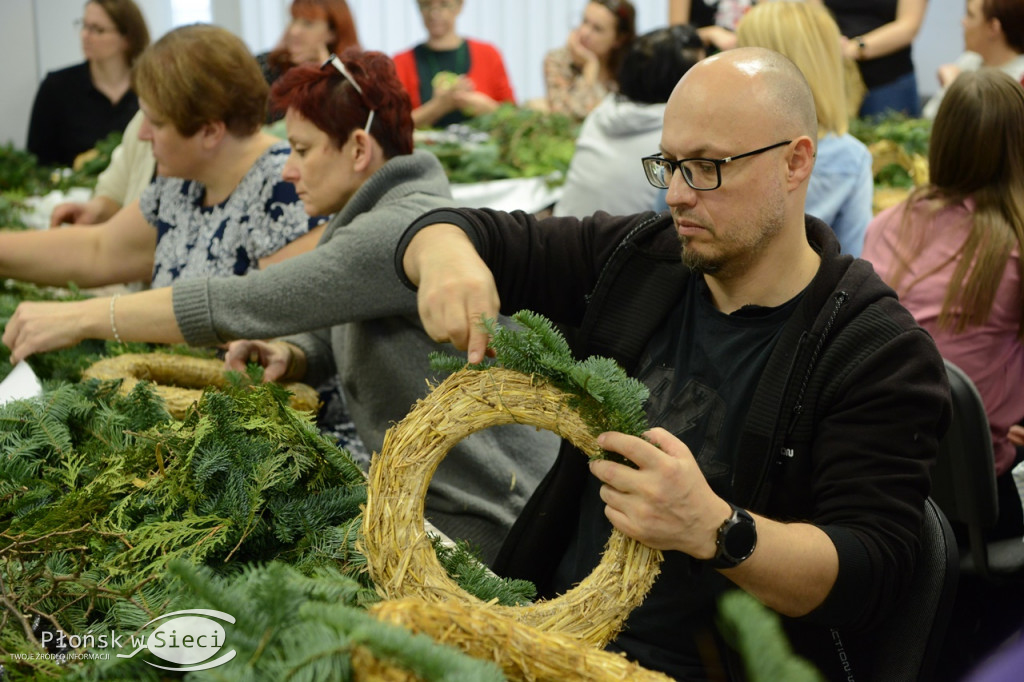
[824, 0, 917, 89]
[26, 61, 139, 167]
[551, 278, 803, 680]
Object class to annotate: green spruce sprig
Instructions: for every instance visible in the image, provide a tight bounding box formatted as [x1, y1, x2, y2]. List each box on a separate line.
[430, 310, 650, 439]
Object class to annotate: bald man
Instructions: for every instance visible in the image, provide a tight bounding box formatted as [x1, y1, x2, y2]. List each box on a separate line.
[397, 47, 950, 680]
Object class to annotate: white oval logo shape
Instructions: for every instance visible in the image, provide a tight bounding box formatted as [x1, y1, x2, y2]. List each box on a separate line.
[146, 616, 225, 665]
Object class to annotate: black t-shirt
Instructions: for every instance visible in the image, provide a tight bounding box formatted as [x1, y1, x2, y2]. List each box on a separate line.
[26, 62, 138, 167]
[551, 277, 804, 680]
[823, 0, 917, 88]
[413, 41, 472, 128]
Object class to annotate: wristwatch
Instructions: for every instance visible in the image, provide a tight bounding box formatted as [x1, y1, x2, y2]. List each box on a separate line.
[709, 503, 757, 569]
[855, 36, 867, 59]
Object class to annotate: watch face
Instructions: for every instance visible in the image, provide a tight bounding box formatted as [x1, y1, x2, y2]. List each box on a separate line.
[724, 516, 757, 559]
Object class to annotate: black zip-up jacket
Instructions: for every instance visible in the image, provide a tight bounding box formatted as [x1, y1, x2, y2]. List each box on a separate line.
[397, 208, 952, 680]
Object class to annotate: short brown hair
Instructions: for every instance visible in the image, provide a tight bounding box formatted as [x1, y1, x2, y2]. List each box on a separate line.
[132, 24, 268, 137]
[984, 0, 1024, 53]
[89, 0, 150, 65]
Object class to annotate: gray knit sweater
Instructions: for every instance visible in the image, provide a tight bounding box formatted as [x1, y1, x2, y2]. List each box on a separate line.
[171, 150, 557, 563]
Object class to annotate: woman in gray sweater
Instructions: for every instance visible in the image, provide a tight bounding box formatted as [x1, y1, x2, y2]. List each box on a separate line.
[4, 50, 557, 564]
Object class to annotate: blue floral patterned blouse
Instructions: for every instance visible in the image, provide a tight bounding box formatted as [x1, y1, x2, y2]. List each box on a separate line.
[141, 142, 318, 287]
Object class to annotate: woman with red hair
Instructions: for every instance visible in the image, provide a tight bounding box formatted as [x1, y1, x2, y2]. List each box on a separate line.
[257, 0, 360, 90]
[4, 49, 557, 566]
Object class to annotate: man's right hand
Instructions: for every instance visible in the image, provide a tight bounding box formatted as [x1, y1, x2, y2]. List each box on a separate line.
[403, 223, 499, 364]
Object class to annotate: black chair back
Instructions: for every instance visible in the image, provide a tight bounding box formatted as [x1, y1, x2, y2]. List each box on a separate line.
[929, 359, 1000, 579]
[872, 497, 959, 682]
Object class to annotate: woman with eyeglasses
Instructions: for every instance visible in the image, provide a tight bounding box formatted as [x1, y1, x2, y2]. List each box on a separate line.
[540, 0, 636, 122]
[393, 0, 515, 129]
[26, 0, 149, 167]
[3, 48, 558, 566]
[1, 24, 319, 291]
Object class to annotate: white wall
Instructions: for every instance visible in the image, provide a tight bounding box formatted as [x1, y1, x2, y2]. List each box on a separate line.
[0, 0, 968, 149]
[0, 0, 38, 150]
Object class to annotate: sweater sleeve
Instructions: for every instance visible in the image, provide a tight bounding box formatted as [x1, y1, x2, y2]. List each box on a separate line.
[797, 304, 950, 631]
[392, 49, 422, 109]
[467, 40, 515, 104]
[172, 192, 445, 347]
[831, 146, 873, 258]
[397, 207, 642, 327]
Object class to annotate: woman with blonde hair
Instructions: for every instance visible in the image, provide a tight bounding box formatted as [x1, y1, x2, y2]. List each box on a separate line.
[736, 0, 873, 256]
[864, 69, 1024, 541]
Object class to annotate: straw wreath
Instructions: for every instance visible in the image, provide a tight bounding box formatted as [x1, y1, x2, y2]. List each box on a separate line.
[369, 597, 675, 682]
[82, 352, 320, 418]
[363, 365, 663, 648]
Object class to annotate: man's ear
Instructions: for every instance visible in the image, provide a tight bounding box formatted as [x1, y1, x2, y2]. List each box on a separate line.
[787, 136, 816, 189]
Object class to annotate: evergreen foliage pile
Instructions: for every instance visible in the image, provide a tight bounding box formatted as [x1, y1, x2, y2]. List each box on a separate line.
[0, 368, 526, 679]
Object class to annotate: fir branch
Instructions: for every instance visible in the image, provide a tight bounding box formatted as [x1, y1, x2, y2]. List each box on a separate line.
[430, 310, 650, 443]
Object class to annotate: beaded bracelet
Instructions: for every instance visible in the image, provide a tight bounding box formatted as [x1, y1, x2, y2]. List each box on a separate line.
[109, 294, 123, 344]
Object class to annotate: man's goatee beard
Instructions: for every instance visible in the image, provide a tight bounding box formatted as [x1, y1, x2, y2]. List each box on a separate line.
[679, 237, 720, 274]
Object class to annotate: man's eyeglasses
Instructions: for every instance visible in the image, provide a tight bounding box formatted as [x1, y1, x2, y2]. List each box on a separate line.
[641, 140, 792, 191]
[74, 19, 115, 36]
[321, 54, 376, 133]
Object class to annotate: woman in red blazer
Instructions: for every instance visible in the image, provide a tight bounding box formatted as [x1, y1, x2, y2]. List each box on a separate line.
[393, 0, 515, 128]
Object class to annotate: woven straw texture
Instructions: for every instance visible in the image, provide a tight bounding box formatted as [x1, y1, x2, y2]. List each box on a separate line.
[82, 352, 320, 418]
[363, 367, 662, 648]
[370, 597, 674, 682]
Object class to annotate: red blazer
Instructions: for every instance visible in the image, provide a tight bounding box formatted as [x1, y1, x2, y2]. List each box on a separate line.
[393, 38, 516, 109]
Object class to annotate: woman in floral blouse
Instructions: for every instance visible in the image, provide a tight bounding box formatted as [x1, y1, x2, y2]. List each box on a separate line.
[541, 0, 636, 121]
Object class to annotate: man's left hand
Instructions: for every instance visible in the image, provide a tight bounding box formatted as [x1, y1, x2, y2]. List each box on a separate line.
[590, 427, 731, 557]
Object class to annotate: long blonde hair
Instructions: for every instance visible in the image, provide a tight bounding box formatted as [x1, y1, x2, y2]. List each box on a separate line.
[891, 69, 1024, 337]
[735, 1, 849, 136]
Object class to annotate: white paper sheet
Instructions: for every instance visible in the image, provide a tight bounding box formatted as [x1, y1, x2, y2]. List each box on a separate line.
[0, 361, 43, 406]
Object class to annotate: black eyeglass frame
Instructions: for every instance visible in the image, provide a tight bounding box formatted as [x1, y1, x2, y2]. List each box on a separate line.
[641, 139, 793, 191]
